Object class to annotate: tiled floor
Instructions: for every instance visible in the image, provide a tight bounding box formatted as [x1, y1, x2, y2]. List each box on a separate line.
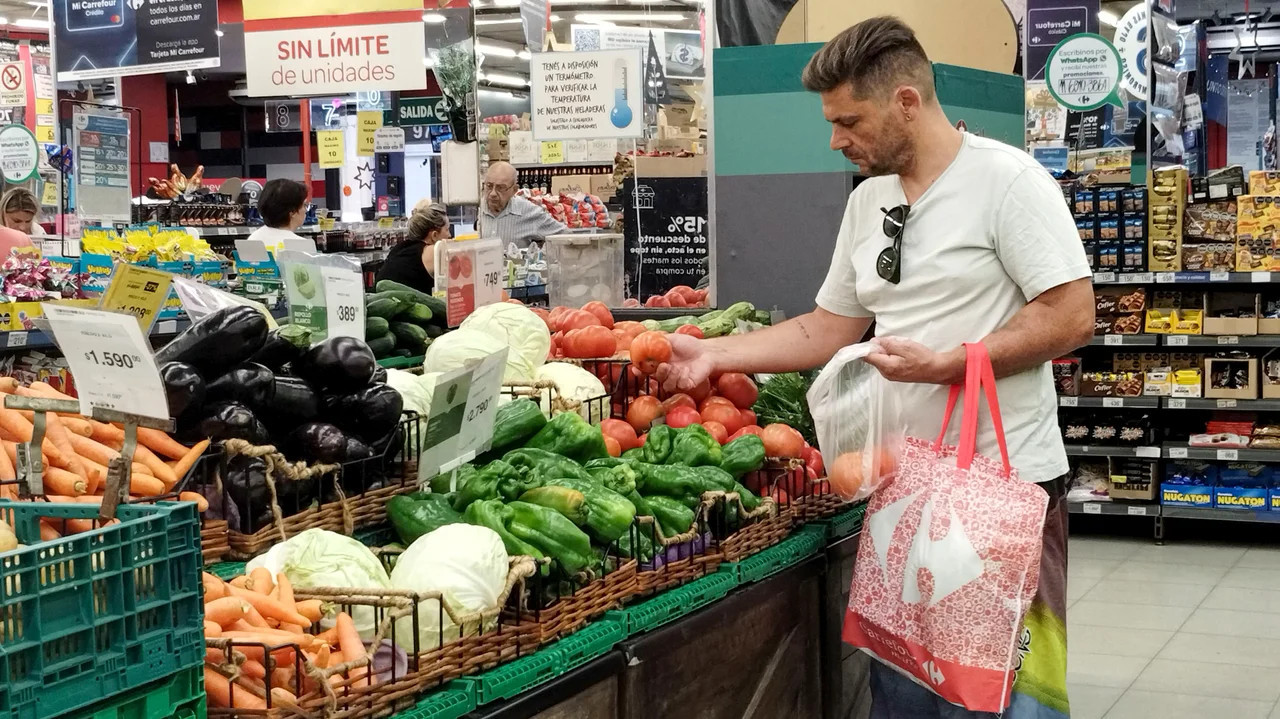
[1068, 536, 1280, 718]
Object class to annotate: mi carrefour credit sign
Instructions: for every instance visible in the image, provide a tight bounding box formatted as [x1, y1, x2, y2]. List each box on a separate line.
[242, 0, 427, 97]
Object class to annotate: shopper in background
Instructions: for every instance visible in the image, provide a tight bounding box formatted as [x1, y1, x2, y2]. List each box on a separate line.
[1, 188, 44, 236]
[479, 161, 567, 250]
[248, 179, 309, 251]
[375, 200, 451, 294]
[655, 16, 1093, 719]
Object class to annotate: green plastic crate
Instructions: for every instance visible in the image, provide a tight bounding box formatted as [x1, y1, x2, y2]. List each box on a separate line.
[70, 664, 204, 719]
[205, 561, 244, 581]
[721, 525, 825, 585]
[550, 617, 625, 672]
[0, 501, 204, 719]
[392, 682, 475, 719]
[610, 570, 736, 636]
[823, 502, 867, 540]
[456, 648, 561, 706]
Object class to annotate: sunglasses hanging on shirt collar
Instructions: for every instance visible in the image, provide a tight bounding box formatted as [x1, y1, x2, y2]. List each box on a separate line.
[877, 204, 910, 284]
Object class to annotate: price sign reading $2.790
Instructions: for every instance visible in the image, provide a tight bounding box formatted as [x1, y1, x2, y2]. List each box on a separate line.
[42, 305, 169, 421]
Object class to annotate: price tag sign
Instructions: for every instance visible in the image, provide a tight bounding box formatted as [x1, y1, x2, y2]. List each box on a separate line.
[42, 305, 168, 420]
[373, 127, 406, 153]
[1103, 397, 1124, 408]
[1136, 446, 1161, 458]
[443, 238, 504, 327]
[1130, 272, 1154, 283]
[540, 141, 565, 164]
[1093, 272, 1116, 284]
[1218, 336, 1240, 345]
[1104, 335, 1123, 345]
[1083, 503, 1101, 514]
[1166, 335, 1188, 346]
[357, 111, 383, 157]
[1059, 396, 1079, 407]
[1217, 399, 1238, 409]
[417, 347, 509, 482]
[1169, 447, 1189, 458]
[1210, 271, 1232, 281]
[99, 263, 173, 333]
[1156, 272, 1176, 283]
[40, 180, 56, 207]
[320, 265, 364, 340]
[1218, 449, 1239, 460]
[317, 130, 344, 168]
[1167, 398, 1186, 408]
[1127, 505, 1149, 516]
[1253, 272, 1272, 283]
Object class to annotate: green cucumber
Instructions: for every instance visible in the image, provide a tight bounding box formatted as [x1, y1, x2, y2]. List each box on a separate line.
[390, 321, 431, 353]
[376, 279, 447, 320]
[398, 303, 434, 325]
[366, 296, 404, 319]
[367, 335, 395, 357]
[365, 316, 390, 339]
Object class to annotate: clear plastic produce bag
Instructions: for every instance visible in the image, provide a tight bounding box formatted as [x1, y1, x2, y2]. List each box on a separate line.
[806, 339, 904, 502]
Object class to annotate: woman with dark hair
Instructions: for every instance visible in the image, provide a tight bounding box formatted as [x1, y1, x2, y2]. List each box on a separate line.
[375, 200, 451, 294]
[247, 179, 309, 251]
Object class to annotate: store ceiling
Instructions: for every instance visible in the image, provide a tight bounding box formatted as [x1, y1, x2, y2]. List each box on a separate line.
[0, 0, 46, 29]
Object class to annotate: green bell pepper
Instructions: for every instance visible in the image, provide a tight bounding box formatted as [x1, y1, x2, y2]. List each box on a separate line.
[503, 447, 593, 483]
[428, 463, 478, 494]
[720, 435, 766, 477]
[732, 481, 762, 511]
[625, 489, 654, 519]
[622, 447, 646, 461]
[669, 424, 723, 467]
[519, 486, 590, 526]
[523, 412, 609, 463]
[635, 463, 703, 499]
[506, 501, 595, 575]
[544, 477, 636, 542]
[451, 463, 505, 512]
[486, 459, 543, 502]
[691, 465, 737, 493]
[585, 460, 639, 496]
[463, 499, 545, 561]
[387, 493, 463, 545]
[645, 495, 697, 537]
[618, 525, 655, 562]
[636, 424, 673, 464]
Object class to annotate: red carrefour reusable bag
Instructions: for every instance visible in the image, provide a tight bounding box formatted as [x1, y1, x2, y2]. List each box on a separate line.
[843, 343, 1048, 712]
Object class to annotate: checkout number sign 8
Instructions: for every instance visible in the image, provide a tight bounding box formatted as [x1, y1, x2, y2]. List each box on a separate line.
[274, 104, 291, 131]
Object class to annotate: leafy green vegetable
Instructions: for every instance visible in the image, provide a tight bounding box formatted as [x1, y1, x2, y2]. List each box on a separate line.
[752, 372, 817, 445]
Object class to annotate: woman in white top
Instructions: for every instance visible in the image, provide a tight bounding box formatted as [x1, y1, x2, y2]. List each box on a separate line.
[1, 188, 45, 236]
[247, 179, 309, 251]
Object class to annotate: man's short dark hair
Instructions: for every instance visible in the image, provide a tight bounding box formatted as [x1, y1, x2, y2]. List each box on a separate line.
[801, 16, 935, 100]
[258, 179, 308, 228]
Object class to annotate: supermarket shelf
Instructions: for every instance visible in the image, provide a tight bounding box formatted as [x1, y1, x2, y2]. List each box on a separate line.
[1064, 444, 1162, 458]
[1162, 334, 1280, 347]
[1090, 271, 1280, 284]
[0, 316, 193, 351]
[1163, 397, 1280, 410]
[1059, 396, 1158, 408]
[176, 225, 322, 237]
[1088, 334, 1158, 346]
[1067, 501, 1159, 517]
[1162, 444, 1280, 461]
[1161, 505, 1280, 523]
[1092, 272, 1156, 285]
[511, 161, 613, 169]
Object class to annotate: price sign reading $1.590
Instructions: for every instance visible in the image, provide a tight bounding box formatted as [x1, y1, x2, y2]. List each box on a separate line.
[42, 305, 169, 421]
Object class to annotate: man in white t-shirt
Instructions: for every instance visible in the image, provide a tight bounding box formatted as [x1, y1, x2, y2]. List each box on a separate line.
[657, 16, 1093, 719]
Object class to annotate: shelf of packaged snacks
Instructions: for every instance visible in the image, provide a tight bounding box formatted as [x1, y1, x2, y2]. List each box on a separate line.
[1162, 444, 1280, 462]
[1160, 505, 1280, 523]
[174, 225, 323, 237]
[1088, 334, 1158, 346]
[1161, 335, 1280, 347]
[1161, 397, 1280, 411]
[1090, 271, 1280, 285]
[1065, 444, 1162, 458]
[1067, 501, 1160, 517]
[1058, 396, 1159, 409]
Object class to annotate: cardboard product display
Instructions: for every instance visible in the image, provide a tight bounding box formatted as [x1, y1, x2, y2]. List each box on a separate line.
[1204, 357, 1259, 399]
[550, 174, 593, 196]
[1203, 292, 1260, 335]
[1108, 459, 1158, 501]
[1171, 369, 1203, 397]
[1263, 350, 1280, 399]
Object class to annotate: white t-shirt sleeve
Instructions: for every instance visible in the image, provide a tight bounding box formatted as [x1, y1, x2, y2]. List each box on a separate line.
[815, 194, 872, 318]
[993, 167, 1092, 301]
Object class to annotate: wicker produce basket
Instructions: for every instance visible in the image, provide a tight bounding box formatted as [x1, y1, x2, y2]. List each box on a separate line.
[712, 493, 791, 563]
[506, 557, 639, 646]
[631, 499, 722, 597]
[206, 557, 538, 719]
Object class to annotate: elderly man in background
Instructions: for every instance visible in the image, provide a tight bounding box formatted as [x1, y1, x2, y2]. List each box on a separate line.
[479, 161, 568, 250]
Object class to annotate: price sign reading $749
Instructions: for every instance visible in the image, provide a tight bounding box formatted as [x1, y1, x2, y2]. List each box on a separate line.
[42, 305, 169, 421]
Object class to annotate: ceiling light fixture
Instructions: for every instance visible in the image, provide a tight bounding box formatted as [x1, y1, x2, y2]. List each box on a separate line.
[215, 29, 224, 36]
[477, 42, 519, 58]
[574, 12, 685, 22]
[13, 17, 48, 29]
[423, 12, 446, 23]
[1097, 10, 1118, 27]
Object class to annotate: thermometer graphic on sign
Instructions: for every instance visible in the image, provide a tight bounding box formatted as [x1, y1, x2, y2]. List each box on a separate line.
[610, 59, 633, 129]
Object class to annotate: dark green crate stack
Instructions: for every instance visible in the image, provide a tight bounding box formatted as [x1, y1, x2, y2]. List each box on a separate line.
[70, 664, 204, 719]
[0, 501, 205, 719]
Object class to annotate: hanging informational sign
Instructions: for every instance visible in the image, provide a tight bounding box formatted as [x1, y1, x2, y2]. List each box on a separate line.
[356, 111, 383, 157]
[0, 124, 38, 183]
[317, 130, 345, 168]
[1204, 54, 1229, 126]
[72, 108, 132, 223]
[100, 264, 174, 333]
[621, 177, 708, 299]
[31, 47, 55, 143]
[278, 255, 364, 342]
[1044, 34, 1124, 112]
[530, 49, 643, 141]
[42, 305, 168, 421]
[1113, 3, 1149, 101]
[570, 25, 704, 79]
[383, 96, 450, 127]
[539, 141, 564, 164]
[53, 0, 220, 81]
[587, 139, 617, 162]
[442, 238, 503, 327]
[266, 100, 301, 133]
[242, 0, 428, 97]
[509, 131, 537, 164]
[1023, 0, 1098, 82]
[0, 62, 26, 107]
[373, 127, 405, 153]
[1227, 79, 1270, 171]
[417, 346, 508, 482]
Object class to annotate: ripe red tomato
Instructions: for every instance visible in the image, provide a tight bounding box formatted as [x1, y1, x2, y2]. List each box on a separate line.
[802, 445, 825, 477]
[612, 328, 634, 352]
[739, 408, 757, 427]
[664, 406, 701, 429]
[613, 321, 646, 339]
[629, 331, 672, 375]
[728, 425, 764, 442]
[604, 436, 622, 457]
[701, 402, 744, 435]
[644, 295, 670, 308]
[626, 395, 663, 434]
[563, 326, 617, 358]
[581, 301, 614, 329]
[702, 420, 728, 444]
[716, 372, 759, 409]
[687, 378, 712, 402]
[661, 393, 697, 414]
[674, 324, 703, 339]
[699, 395, 735, 414]
[601, 419, 639, 451]
[761, 424, 805, 458]
[558, 309, 602, 331]
[547, 306, 569, 332]
[666, 290, 688, 308]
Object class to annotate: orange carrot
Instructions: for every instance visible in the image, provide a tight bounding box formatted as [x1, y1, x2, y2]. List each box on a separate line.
[88, 420, 125, 445]
[0, 437, 14, 482]
[240, 603, 270, 628]
[129, 444, 177, 488]
[44, 414, 85, 482]
[43, 467, 87, 496]
[168, 439, 209, 484]
[58, 416, 92, 437]
[205, 596, 253, 627]
[203, 572, 228, 601]
[203, 620, 222, 637]
[137, 427, 191, 460]
[335, 612, 368, 687]
[205, 667, 267, 710]
[229, 575, 251, 590]
[73, 495, 102, 504]
[228, 585, 311, 627]
[179, 492, 209, 512]
[28, 381, 74, 401]
[0, 409, 67, 468]
[248, 568, 274, 595]
[127, 473, 164, 497]
[0, 378, 18, 393]
[68, 433, 118, 467]
[295, 599, 323, 623]
[37, 521, 58, 541]
[79, 457, 106, 494]
[314, 627, 340, 645]
[270, 687, 299, 707]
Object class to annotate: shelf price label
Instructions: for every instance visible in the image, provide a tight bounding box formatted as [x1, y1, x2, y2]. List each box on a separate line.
[1103, 397, 1124, 408]
[1083, 503, 1101, 514]
[99, 264, 173, 333]
[1093, 272, 1116, 284]
[1217, 399, 1238, 409]
[443, 238, 504, 327]
[1127, 506, 1148, 516]
[1218, 336, 1240, 345]
[540, 141, 565, 164]
[1253, 272, 1272, 283]
[1166, 335, 1188, 346]
[320, 265, 364, 340]
[1059, 396, 1079, 407]
[1217, 449, 1239, 460]
[42, 305, 168, 421]
[418, 347, 509, 482]
[1156, 272, 1176, 283]
[1104, 335, 1124, 345]
[1130, 273, 1154, 283]
[280, 259, 363, 343]
[1210, 271, 1231, 281]
[1167, 398, 1186, 409]
[1135, 446, 1161, 458]
[1169, 447, 1189, 458]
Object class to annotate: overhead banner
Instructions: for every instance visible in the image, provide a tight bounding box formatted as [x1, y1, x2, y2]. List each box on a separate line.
[530, 49, 643, 141]
[242, 0, 428, 97]
[72, 107, 132, 224]
[1023, 0, 1098, 82]
[570, 25, 704, 79]
[54, 0, 220, 81]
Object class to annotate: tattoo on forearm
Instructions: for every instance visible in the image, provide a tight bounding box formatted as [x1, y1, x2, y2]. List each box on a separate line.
[795, 319, 811, 340]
